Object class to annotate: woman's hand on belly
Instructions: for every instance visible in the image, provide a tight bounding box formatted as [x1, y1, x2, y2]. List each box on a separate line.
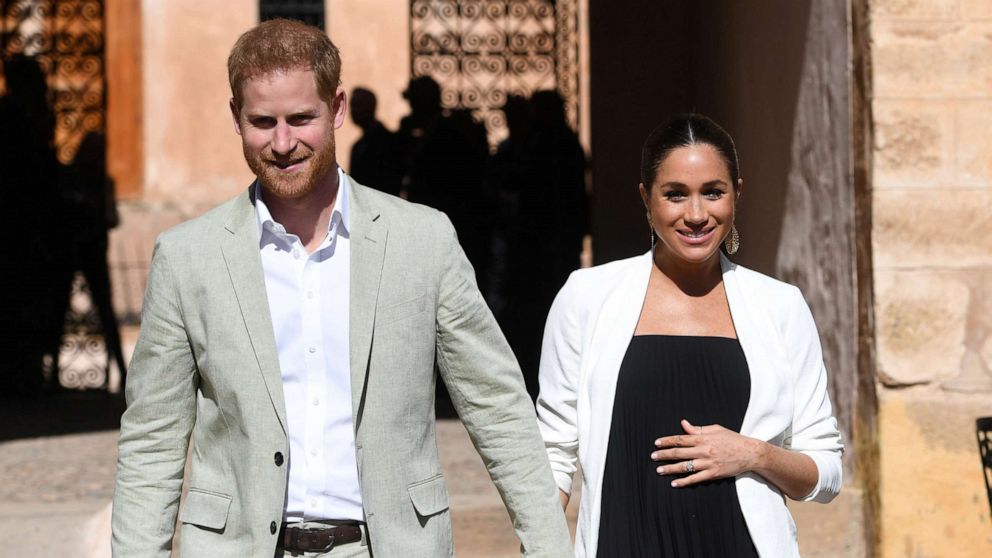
[651, 419, 765, 488]
[651, 419, 818, 499]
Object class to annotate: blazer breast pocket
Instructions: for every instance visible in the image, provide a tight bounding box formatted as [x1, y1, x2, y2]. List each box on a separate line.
[179, 488, 233, 531]
[377, 293, 429, 327]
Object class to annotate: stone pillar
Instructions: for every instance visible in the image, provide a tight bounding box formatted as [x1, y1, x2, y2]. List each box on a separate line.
[869, 1, 992, 555]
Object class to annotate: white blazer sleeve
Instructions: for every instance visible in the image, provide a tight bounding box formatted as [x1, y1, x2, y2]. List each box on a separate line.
[536, 275, 582, 495]
[782, 286, 844, 503]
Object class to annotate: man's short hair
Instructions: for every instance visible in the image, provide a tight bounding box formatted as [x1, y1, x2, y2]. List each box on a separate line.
[228, 18, 342, 112]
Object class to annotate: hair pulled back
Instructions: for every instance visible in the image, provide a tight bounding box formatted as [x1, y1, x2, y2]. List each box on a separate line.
[640, 114, 740, 188]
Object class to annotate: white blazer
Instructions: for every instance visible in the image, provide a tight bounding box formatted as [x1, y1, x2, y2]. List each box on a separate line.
[536, 252, 843, 557]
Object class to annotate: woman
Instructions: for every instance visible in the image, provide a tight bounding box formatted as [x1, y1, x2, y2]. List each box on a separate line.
[536, 114, 843, 557]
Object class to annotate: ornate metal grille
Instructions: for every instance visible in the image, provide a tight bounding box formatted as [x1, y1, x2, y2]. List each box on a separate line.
[1, 0, 105, 164]
[410, 0, 579, 147]
[260, 0, 325, 29]
[2, 0, 110, 391]
[47, 273, 110, 390]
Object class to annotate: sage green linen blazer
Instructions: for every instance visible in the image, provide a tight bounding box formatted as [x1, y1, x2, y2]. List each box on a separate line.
[112, 177, 571, 557]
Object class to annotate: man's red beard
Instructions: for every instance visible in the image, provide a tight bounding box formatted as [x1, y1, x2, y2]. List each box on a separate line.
[245, 135, 337, 200]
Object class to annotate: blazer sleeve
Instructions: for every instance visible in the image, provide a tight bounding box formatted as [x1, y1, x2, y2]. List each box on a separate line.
[535, 275, 582, 495]
[432, 215, 572, 557]
[112, 237, 198, 557]
[782, 286, 844, 503]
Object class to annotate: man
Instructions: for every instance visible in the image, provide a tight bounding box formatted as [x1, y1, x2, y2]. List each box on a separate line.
[112, 19, 571, 558]
[348, 87, 402, 197]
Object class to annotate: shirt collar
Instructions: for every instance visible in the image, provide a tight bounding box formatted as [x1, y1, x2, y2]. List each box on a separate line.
[255, 166, 351, 245]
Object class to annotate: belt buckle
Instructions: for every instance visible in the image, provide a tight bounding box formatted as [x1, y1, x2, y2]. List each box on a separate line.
[298, 529, 335, 552]
[315, 532, 335, 553]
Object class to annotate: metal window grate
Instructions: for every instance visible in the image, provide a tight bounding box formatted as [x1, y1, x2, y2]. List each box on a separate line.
[978, 417, 992, 519]
[410, 0, 579, 148]
[1, 0, 106, 164]
[259, 0, 325, 29]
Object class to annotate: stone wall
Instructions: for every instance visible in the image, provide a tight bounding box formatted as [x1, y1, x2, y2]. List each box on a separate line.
[869, 0, 992, 555]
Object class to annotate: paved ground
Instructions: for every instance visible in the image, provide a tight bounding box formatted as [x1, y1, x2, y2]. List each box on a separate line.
[0, 395, 863, 557]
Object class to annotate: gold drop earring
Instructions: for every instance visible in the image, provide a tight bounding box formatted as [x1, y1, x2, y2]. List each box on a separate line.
[647, 212, 656, 251]
[724, 225, 740, 255]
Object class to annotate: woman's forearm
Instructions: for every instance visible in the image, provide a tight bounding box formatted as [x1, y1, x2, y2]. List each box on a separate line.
[751, 440, 819, 500]
[559, 489, 570, 511]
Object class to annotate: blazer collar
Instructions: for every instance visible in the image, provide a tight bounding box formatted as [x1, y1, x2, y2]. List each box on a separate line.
[220, 183, 288, 434]
[345, 175, 386, 429]
[221, 177, 389, 432]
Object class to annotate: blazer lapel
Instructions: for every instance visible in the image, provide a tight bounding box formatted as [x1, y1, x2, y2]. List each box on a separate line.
[586, 252, 653, 386]
[721, 254, 784, 440]
[347, 178, 386, 427]
[220, 184, 288, 434]
[583, 252, 653, 494]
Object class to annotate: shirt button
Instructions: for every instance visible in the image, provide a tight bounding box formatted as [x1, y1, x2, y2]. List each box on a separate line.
[270, 521, 277, 534]
[307, 291, 314, 299]
[312, 397, 320, 406]
[310, 499, 317, 508]
[274, 452, 284, 466]
[293, 250, 301, 259]
[308, 346, 317, 354]
[310, 448, 317, 457]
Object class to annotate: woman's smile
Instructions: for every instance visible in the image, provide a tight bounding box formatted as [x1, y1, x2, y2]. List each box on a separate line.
[675, 226, 716, 244]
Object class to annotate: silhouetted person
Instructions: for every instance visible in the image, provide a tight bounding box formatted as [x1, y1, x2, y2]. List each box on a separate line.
[348, 87, 402, 196]
[396, 75, 443, 204]
[397, 76, 492, 292]
[57, 131, 128, 391]
[0, 54, 61, 398]
[488, 94, 532, 319]
[503, 90, 588, 400]
[529, 90, 587, 282]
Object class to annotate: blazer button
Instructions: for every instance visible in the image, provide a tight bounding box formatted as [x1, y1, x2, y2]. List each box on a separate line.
[270, 521, 277, 534]
[274, 452, 284, 466]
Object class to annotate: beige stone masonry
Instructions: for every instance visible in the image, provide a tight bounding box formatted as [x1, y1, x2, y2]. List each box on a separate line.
[878, 390, 992, 557]
[955, 99, 992, 187]
[873, 99, 955, 188]
[961, 0, 992, 19]
[874, 270, 970, 386]
[872, 0, 960, 20]
[872, 20, 992, 98]
[872, 0, 992, 555]
[872, 188, 992, 269]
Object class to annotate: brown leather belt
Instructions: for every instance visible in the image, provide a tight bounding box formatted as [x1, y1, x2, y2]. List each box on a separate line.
[279, 522, 363, 553]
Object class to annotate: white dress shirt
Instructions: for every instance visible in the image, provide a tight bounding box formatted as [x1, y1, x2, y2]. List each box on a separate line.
[256, 167, 363, 522]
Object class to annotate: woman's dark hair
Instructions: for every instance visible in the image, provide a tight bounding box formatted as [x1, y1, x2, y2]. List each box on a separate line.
[640, 113, 740, 188]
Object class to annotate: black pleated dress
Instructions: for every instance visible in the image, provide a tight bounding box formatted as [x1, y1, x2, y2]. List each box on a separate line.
[597, 335, 758, 558]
